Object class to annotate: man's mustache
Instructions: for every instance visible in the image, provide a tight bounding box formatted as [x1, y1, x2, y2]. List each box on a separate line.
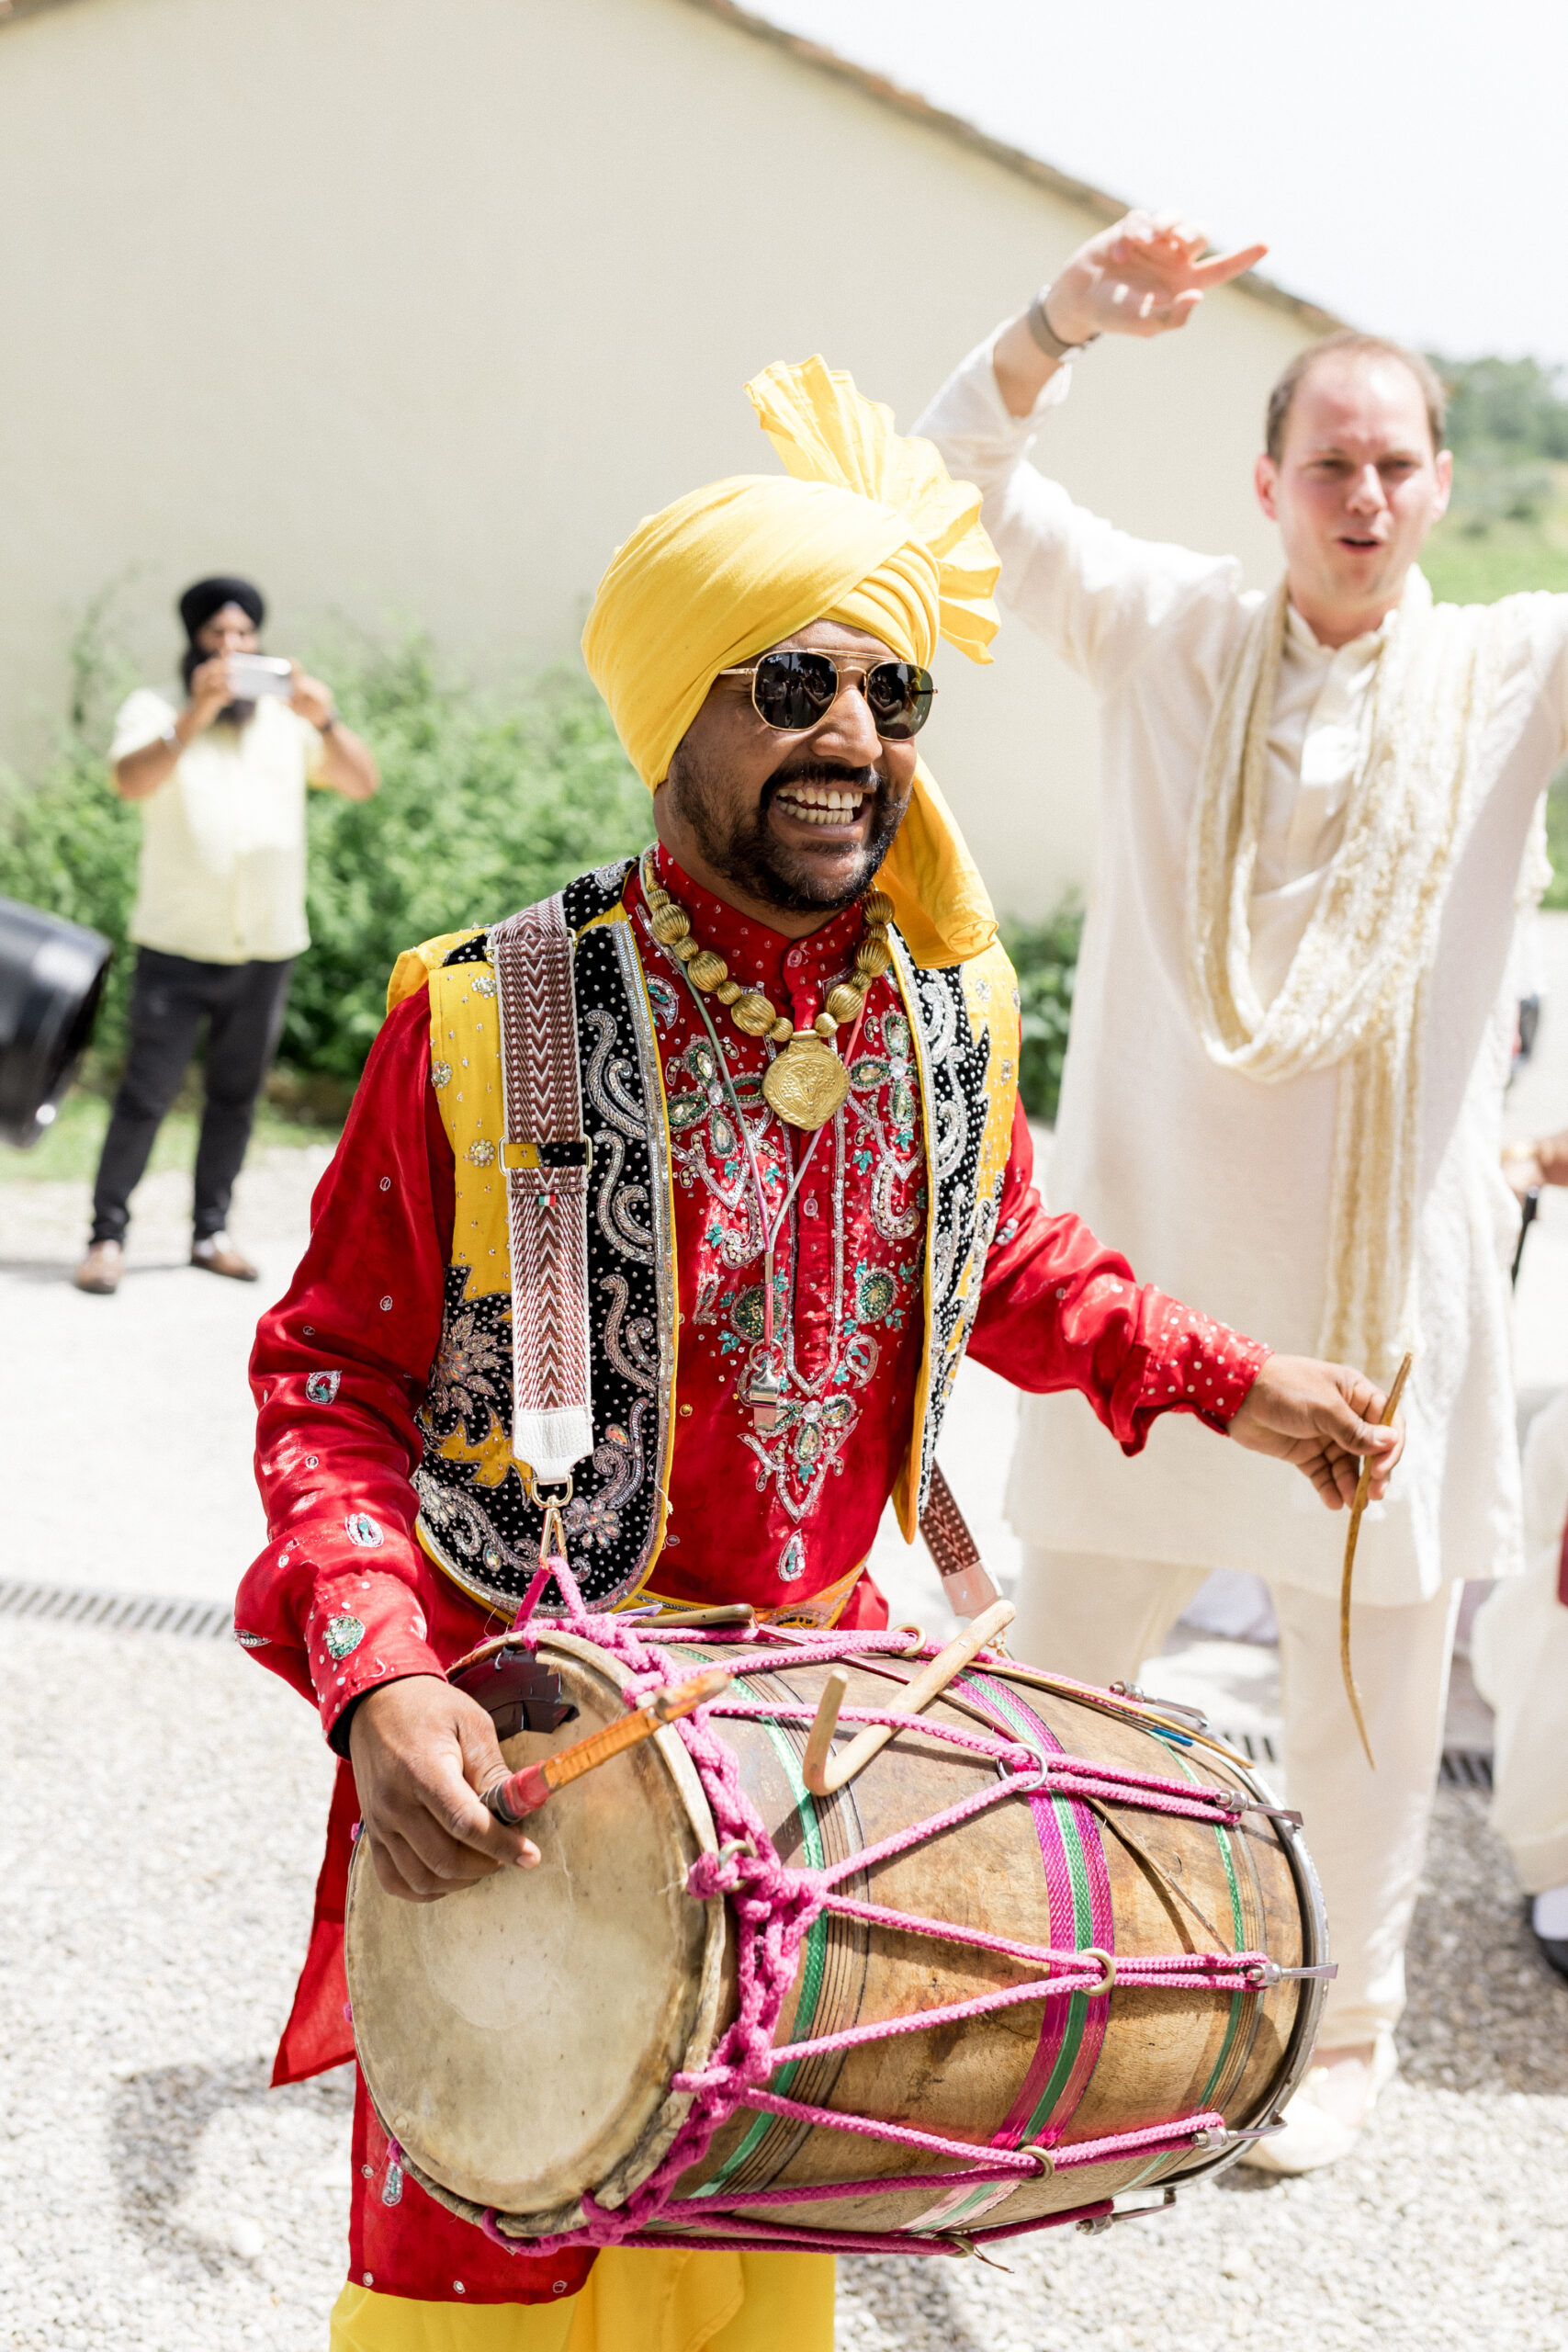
[762, 760, 881, 799]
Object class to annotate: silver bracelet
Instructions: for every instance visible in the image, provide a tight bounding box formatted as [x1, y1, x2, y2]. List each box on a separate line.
[1026, 287, 1098, 362]
[160, 719, 183, 755]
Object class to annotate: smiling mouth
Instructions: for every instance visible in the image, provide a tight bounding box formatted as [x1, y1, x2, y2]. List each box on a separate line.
[1338, 534, 1385, 549]
[771, 781, 873, 830]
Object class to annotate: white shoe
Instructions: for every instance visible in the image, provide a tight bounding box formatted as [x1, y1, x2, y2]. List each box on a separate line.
[1237, 2030, 1398, 2177]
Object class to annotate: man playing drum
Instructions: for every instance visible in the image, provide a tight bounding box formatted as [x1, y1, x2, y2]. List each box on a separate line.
[238, 356, 1401, 2352]
[915, 211, 1565, 2171]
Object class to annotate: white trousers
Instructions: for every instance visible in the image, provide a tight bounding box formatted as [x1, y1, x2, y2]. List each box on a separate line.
[1471, 1557, 1568, 1894]
[1013, 1553, 1462, 2046]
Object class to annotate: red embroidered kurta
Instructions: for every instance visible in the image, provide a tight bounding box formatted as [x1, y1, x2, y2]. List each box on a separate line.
[236, 856, 1269, 2306]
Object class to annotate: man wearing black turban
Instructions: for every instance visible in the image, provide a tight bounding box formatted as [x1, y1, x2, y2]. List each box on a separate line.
[178, 574, 266, 642]
[74, 578, 378, 1295]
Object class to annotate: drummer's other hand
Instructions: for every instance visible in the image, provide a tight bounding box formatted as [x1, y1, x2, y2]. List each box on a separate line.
[1226, 1354, 1404, 1510]
[349, 1676, 542, 1903]
[1505, 1126, 1568, 1195]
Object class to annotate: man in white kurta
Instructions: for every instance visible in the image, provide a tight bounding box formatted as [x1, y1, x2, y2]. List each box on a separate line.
[917, 213, 1567, 2169]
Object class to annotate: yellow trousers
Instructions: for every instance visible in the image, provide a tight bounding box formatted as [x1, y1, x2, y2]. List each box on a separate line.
[330, 2249, 834, 2352]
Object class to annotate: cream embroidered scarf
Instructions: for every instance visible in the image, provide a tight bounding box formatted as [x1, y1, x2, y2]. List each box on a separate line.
[1187, 570, 1519, 1378]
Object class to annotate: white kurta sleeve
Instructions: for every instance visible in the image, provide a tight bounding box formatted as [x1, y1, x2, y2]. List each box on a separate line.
[109, 686, 177, 763]
[914, 331, 1242, 693]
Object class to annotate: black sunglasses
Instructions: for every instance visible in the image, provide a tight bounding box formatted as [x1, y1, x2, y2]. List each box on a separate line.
[716, 650, 936, 741]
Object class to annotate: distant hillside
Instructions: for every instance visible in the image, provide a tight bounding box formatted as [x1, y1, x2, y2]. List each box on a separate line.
[1423, 356, 1568, 902]
[1424, 354, 1568, 604]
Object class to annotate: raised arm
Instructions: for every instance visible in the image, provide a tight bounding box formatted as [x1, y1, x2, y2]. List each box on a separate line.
[915, 211, 1265, 689]
[288, 663, 380, 801]
[990, 210, 1269, 419]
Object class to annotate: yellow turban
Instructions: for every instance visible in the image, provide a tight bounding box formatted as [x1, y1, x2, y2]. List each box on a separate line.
[581, 356, 1002, 966]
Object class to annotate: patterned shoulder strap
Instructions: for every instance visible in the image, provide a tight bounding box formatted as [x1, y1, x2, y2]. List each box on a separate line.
[489, 896, 594, 1486]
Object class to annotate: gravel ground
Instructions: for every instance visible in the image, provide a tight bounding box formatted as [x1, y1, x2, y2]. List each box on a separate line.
[3, 1617, 1564, 2352]
[0, 1148, 333, 1601]
[6, 1049, 1568, 2348]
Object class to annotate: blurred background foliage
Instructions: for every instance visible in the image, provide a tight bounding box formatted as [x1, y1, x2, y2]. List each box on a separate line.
[1423, 352, 1568, 903]
[0, 601, 1086, 1124]
[276, 634, 648, 1091]
[1005, 901, 1081, 1127]
[11, 345, 1568, 1146]
[0, 617, 650, 1120]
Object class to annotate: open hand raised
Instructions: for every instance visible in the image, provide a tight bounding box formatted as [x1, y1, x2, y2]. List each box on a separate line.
[1043, 209, 1269, 348]
[993, 209, 1270, 416]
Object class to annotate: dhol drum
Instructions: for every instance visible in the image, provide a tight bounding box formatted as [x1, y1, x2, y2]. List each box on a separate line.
[345, 1575, 1330, 2261]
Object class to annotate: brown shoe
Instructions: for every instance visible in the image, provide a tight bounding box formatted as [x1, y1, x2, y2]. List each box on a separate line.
[73, 1239, 124, 1295]
[191, 1231, 258, 1282]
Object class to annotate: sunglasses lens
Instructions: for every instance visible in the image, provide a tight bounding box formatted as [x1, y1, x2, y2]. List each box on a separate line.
[865, 662, 935, 740]
[751, 651, 838, 730]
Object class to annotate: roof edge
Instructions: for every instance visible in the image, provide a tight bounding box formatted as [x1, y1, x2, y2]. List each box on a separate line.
[678, 0, 1345, 338]
[0, 0, 1347, 338]
[0, 0, 87, 27]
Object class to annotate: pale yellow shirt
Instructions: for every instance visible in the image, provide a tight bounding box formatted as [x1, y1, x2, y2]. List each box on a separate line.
[111, 688, 327, 965]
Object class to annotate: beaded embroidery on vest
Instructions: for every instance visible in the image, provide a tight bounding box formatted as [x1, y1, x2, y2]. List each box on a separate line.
[409, 859, 1017, 1611]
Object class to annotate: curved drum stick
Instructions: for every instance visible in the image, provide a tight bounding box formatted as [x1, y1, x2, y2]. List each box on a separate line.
[1338, 1351, 1413, 1772]
[802, 1600, 1016, 1797]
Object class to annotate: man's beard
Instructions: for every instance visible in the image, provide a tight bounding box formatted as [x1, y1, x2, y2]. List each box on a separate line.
[665, 750, 903, 915]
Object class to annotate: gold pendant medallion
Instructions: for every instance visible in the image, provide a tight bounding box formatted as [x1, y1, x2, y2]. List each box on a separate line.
[761, 1033, 852, 1131]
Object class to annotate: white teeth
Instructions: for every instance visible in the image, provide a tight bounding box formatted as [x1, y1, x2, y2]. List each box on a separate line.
[776, 784, 868, 823]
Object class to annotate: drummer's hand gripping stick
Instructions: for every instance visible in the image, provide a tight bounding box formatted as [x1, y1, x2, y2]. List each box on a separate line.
[481, 1668, 733, 1825]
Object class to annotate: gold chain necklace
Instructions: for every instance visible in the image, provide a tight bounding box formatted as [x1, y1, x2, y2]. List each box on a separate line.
[640, 854, 895, 1130]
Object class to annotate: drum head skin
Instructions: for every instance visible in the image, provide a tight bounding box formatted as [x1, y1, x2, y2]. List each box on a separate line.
[347, 1635, 1326, 2248]
[345, 1635, 728, 2229]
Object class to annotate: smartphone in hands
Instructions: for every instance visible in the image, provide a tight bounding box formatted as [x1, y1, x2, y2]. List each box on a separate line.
[225, 653, 293, 699]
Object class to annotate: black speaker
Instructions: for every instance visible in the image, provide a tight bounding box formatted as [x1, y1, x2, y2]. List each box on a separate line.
[0, 897, 112, 1148]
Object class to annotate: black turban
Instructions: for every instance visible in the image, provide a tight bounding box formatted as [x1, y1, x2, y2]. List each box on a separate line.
[177, 575, 265, 642]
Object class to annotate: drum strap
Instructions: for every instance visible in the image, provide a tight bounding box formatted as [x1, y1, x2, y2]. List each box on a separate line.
[917, 1465, 1002, 1620]
[490, 897, 594, 1483]
[919, 1465, 977, 1577]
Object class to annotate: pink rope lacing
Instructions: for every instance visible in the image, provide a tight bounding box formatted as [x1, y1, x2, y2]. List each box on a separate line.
[447, 1558, 1271, 2259]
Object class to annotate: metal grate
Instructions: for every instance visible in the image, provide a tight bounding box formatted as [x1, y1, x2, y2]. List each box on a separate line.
[1218, 1726, 1280, 1765]
[0, 1578, 233, 1641]
[1219, 1724, 1492, 1790]
[0, 1590, 1510, 1784]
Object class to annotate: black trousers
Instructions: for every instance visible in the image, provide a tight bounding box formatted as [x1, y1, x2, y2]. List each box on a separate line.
[90, 947, 294, 1244]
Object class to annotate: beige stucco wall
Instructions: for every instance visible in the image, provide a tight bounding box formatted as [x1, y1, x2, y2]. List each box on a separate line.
[0, 0, 1318, 915]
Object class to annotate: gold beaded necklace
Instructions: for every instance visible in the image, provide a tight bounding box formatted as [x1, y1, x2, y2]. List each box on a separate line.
[640, 854, 895, 1131]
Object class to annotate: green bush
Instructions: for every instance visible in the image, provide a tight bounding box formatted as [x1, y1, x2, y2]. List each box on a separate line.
[281, 636, 649, 1080]
[0, 624, 652, 1091]
[4, 605, 1088, 1116]
[0, 600, 142, 1080]
[1004, 899, 1082, 1126]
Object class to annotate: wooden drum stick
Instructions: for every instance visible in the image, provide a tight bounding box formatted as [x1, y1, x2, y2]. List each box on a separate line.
[483, 1667, 732, 1824]
[1338, 1351, 1413, 1771]
[802, 1600, 1015, 1798]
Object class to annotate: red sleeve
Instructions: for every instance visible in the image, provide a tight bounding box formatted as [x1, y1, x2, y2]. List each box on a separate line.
[967, 1098, 1269, 1453]
[235, 982, 459, 1746]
